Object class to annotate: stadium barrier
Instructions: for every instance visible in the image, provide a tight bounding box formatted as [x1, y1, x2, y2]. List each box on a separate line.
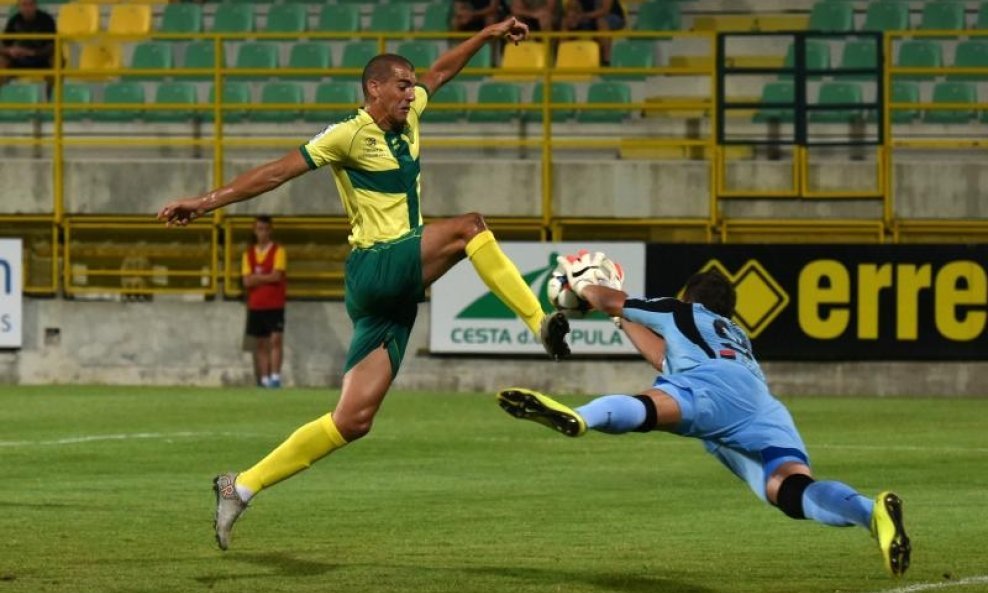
[1, 26, 988, 297]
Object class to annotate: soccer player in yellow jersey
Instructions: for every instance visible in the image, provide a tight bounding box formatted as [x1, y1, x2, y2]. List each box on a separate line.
[156, 16, 572, 550]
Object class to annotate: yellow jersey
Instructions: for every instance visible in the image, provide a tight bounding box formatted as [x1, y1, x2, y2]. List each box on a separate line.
[299, 85, 429, 248]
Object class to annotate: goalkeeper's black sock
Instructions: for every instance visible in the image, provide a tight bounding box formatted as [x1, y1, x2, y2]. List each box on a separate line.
[575, 395, 646, 434]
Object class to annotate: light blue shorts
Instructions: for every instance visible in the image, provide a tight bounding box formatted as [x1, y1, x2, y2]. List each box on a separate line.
[654, 360, 809, 501]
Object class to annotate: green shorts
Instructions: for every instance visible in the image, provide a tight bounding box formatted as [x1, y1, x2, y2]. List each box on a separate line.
[343, 227, 425, 378]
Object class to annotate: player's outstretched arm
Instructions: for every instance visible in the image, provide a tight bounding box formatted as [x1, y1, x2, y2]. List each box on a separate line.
[418, 17, 529, 95]
[581, 284, 626, 318]
[620, 319, 666, 371]
[157, 150, 310, 226]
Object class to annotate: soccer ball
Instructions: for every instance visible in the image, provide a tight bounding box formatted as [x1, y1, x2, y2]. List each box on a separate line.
[546, 272, 591, 318]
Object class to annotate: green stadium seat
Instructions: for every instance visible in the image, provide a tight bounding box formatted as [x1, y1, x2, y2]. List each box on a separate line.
[781, 40, 831, 80]
[810, 81, 863, 123]
[42, 83, 91, 122]
[316, 4, 360, 34]
[305, 82, 359, 123]
[421, 81, 465, 123]
[607, 39, 654, 80]
[181, 40, 225, 81]
[368, 4, 412, 33]
[0, 83, 41, 122]
[951, 40, 988, 81]
[467, 81, 520, 122]
[460, 43, 491, 79]
[978, 2, 988, 31]
[837, 39, 878, 80]
[339, 41, 378, 81]
[577, 81, 632, 123]
[808, 1, 853, 32]
[396, 41, 439, 71]
[264, 3, 307, 37]
[896, 40, 942, 81]
[634, 1, 681, 32]
[862, 1, 909, 32]
[753, 81, 794, 123]
[202, 82, 250, 123]
[924, 81, 977, 123]
[145, 82, 197, 123]
[158, 3, 203, 38]
[232, 42, 278, 81]
[210, 3, 254, 35]
[889, 80, 919, 123]
[526, 81, 576, 122]
[92, 81, 144, 122]
[420, 2, 451, 32]
[127, 42, 172, 81]
[286, 42, 331, 80]
[918, 1, 963, 33]
[253, 81, 303, 122]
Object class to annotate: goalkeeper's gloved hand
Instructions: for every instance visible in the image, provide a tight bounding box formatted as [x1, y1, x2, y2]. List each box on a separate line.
[556, 250, 624, 300]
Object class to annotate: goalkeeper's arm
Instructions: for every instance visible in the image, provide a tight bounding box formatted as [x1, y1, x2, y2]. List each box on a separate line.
[580, 284, 626, 317]
[583, 285, 666, 370]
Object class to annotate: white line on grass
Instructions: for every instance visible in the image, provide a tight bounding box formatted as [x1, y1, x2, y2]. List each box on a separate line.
[867, 575, 988, 593]
[817, 444, 988, 455]
[0, 431, 260, 447]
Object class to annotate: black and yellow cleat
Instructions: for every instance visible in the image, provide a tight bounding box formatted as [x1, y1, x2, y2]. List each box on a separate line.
[538, 311, 571, 361]
[871, 491, 911, 577]
[497, 387, 587, 437]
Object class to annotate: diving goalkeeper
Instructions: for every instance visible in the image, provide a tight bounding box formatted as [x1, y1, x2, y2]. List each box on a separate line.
[498, 252, 911, 577]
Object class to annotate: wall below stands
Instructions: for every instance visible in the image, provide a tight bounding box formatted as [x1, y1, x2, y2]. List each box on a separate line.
[1, 298, 984, 397]
[4, 157, 987, 219]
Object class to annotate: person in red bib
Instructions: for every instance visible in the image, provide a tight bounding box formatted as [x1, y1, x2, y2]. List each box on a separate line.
[241, 216, 287, 389]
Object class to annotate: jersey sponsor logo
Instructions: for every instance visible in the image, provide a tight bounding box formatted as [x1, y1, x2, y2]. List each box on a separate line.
[362, 136, 386, 157]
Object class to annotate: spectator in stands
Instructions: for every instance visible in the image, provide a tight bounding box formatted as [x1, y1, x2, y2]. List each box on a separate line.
[561, 0, 625, 64]
[0, 0, 56, 86]
[242, 216, 287, 389]
[510, 0, 559, 32]
[452, 0, 504, 32]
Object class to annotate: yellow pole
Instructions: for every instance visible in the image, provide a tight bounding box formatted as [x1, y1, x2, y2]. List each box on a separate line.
[53, 34, 63, 226]
[706, 32, 718, 242]
[540, 39, 552, 234]
[882, 32, 893, 235]
[212, 35, 224, 226]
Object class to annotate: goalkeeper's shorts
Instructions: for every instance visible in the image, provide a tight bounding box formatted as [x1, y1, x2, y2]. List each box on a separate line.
[654, 360, 810, 501]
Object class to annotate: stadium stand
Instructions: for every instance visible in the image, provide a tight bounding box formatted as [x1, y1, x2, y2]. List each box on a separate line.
[145, 82, 197, 123]
[467, 81, 521, 122]
[305, 82, 359, 122]
[527, 81, 577, 122]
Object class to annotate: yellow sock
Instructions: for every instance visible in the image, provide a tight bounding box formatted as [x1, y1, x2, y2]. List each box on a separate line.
[465, 230, 544, 335]
[236, 413, 347, 495]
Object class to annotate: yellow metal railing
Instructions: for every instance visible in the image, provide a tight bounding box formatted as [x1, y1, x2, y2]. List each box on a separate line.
[2, 27, 988, 295]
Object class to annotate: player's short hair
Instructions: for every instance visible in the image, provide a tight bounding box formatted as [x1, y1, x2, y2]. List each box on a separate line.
[254, 215, 273, 225]
[361, 54, 414, 99]
[683, 270, 735, 318]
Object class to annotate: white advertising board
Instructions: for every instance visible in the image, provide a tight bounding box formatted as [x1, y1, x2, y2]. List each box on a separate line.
[430, 242, 645, 354]
[0, 239, 23, 348]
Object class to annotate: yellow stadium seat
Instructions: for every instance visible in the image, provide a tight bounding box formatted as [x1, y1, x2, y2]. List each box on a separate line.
[57, 3, 100, 36]
[554, 40, 600, 81]
[71, 42, 121, 80]
[494, 42, 545, 81]
[107, 4, 151, 36]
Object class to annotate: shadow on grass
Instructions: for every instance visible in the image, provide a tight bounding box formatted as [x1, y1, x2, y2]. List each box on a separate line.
[195, 552, 339, 585]
[464, 565, 719, 593]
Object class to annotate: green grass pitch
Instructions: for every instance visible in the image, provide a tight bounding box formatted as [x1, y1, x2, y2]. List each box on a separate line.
[1, 386, 986, 593]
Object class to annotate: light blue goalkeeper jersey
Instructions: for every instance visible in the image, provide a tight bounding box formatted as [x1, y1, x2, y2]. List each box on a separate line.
[621, 297, 766, 383]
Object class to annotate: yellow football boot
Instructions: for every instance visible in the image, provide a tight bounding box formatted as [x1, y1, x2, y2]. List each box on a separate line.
[871, 491, 911, 576]
[497, 388, 587, 437]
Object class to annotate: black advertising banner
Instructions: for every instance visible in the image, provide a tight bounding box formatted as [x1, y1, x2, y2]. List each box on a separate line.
[645, 244, 988, 360]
